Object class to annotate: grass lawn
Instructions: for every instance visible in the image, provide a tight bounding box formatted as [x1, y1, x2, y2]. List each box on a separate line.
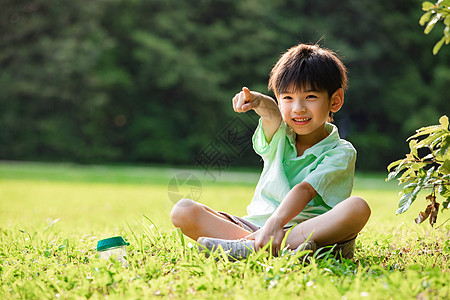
[0, 161, 449, 299]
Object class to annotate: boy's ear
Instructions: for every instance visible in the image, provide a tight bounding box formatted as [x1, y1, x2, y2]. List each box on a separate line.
[330, 88, 344, 113]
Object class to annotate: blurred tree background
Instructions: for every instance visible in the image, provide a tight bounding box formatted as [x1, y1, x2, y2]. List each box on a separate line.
[1, 0, 449, 171]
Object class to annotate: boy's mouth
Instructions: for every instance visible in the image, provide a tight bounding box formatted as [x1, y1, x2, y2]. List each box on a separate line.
[293, 117, 311, 125]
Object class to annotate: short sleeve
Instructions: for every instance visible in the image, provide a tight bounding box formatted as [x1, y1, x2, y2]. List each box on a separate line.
[303, 145, 356, 207]
[252, 119, 285, 160]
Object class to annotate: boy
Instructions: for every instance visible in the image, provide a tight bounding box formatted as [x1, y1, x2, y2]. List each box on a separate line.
[170, 44, 371, 260]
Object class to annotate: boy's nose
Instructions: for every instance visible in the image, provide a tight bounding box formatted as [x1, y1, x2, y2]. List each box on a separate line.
[292, 101, 307, 113]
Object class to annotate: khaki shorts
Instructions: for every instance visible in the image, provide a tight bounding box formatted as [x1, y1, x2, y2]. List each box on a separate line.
[219, 211, 356, 260]
[218, 211, 260, 232]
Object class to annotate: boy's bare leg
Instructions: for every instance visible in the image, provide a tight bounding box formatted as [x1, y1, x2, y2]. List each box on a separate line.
[170, 198, 251, 241]
[285, 196, 371, 249]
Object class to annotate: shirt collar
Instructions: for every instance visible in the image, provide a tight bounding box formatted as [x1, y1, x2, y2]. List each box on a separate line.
[285, 122, 341, 157]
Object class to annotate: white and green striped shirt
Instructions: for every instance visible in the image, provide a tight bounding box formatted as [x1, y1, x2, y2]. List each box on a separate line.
[243, 119, 356, 227]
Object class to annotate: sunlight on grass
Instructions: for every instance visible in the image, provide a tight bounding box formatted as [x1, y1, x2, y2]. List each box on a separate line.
[0, 162, 449, 299]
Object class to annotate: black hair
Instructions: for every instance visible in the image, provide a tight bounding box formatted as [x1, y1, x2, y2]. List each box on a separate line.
[268, 44, 348, 98]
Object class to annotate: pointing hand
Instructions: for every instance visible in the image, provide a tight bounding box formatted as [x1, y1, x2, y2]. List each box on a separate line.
[232, 87, 261, 113]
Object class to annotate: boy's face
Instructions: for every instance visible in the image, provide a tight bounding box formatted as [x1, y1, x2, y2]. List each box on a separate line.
[277, 85, 343, 142]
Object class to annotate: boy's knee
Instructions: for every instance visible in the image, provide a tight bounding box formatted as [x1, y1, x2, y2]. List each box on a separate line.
[170, 198, 197, 228]
[348, 196, 371, 221]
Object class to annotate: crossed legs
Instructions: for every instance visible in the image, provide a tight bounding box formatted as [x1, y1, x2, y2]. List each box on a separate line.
[284, 196, 371, 248]
[170, 196, 371, 250]
[170, 198, 251, 241]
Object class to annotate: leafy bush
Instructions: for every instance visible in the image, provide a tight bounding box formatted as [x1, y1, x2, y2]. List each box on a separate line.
[420, 0, 450, 54]
[387, 116, 450, 226]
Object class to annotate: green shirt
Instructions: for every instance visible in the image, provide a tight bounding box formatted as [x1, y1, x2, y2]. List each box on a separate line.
[243, 119, 356, 227]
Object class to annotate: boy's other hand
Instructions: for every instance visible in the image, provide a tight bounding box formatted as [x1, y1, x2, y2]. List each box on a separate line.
[232, 87, 261, 113]
[245, 220, 285, 256]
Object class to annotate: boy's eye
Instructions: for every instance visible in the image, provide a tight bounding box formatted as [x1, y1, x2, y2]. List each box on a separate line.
[306, 95, 317, 100]
[282, 96, 293, 100]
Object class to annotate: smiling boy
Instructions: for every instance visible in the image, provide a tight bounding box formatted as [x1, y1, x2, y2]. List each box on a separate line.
[170, 44, 371, 260]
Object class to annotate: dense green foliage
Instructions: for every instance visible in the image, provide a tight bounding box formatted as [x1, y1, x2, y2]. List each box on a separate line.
[420, 0, 450, 54]
[0, 163, 449, 298]
[388, 115, 450, 226]
[1, 0, 449, 170]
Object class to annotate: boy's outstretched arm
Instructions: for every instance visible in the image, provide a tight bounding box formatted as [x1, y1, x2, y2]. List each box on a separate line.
[246, 182, 316, 254]
[232, 87, 281, 143]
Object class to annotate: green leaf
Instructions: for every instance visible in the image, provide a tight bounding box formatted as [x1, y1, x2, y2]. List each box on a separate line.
[416, 130, 445, 148]
[387, 172, 398, 181]
[425, 15, 441, 35]
[431, 134, 447, 151]
[403, 182, 418, 194]
[408, 125, 441, 140]
[418, 168, 427, 178]
[409, 139, 418, 148]
[397, 167, 436, 215]
[419, 167, 436, 188]
[442, 197, 449, 209]
[421, 154, 435, 161]
[399, 168, 415, 183]
[425, 166, 436, 181]
[439, 159, 450, 174]
[420, 11, 433, 25]
[387, 158, 413, 181]
[396, 190, 418, 214]
[422, 1, 436, 11]
[396, 178, 425, 214]
[445, 16, 450, 26]
[411, 162, 427, 171]
[439, 115, 449, 130]
[410, 140, 419, 158]
[387, 159, 404, 172]
[436, 135, 450, 158]
[438, 184, 450, 197]
[441, 0, 450, 8]
[433, 36, 446, 54]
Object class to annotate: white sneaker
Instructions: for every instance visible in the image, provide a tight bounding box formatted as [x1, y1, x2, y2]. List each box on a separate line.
[292, 240, 317, 255]
[197, 237, 255, 261]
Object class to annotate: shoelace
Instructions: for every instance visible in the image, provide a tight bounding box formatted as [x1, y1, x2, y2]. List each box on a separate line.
[227, 240, 253, 258]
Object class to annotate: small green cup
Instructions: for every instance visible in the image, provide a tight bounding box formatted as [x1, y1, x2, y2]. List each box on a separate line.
[97, 236, 130, 267]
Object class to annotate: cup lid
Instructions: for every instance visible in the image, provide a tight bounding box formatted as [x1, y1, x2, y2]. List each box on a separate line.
[97, 236, 130, 251]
